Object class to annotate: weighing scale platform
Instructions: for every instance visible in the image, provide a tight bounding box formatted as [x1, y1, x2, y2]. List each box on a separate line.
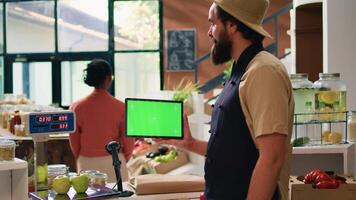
[29, 185, 122, 200]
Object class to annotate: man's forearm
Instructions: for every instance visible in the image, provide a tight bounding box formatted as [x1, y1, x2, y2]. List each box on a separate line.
[246, 157, 283, 200]
[185, 139, 208, 156]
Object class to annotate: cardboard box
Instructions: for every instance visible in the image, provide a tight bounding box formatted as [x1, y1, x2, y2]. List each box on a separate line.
[127, 148, 189, 176]
[290, 176, 356, 200]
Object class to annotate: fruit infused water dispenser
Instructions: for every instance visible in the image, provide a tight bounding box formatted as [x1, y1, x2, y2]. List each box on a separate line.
[290, 73, 315, 122]
[23, 110, 75, 191]
[313, 73, 347, 121]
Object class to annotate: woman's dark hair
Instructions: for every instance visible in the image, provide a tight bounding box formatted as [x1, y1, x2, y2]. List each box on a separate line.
[216, 6, 265, 43]
[84, 59, 112, 87]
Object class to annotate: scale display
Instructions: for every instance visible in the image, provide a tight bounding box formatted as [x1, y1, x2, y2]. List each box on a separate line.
[27, 111, 75, 135]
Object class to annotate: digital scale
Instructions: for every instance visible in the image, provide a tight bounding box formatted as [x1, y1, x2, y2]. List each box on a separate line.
[26, 111, 76, 135]
[24, 110, 76, 192]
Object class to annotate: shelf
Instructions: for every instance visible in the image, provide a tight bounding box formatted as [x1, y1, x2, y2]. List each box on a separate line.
[294, 120, 347, 125]
[293, 143, 353, 154]
[0, 158, 27, 171]
[0, 127, 68, 140]
[292, 143, 355, 176]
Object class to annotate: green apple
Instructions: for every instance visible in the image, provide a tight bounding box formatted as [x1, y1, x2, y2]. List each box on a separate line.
[52, 175, 71, 194]
[36, 165, 47, 183]
[71, 174, 89, 193]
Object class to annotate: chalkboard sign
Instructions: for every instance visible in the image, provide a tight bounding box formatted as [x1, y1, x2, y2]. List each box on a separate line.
[167, 30, 196, 71]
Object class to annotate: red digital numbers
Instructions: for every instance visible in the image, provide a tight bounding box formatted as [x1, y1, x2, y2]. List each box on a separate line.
[59, 123, 68, 129]
[36, 116, 51, 123]
[60, 115, 68, 121]
[50, 123, 68, 130]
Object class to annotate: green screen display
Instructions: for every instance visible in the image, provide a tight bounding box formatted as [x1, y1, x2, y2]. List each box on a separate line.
[125, 98, 183, 139]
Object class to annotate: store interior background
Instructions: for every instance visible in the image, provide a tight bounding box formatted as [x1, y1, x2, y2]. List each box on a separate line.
[0, 0, 356, 177]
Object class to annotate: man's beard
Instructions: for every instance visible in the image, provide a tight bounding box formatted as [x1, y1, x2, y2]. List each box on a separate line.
[211, 34, 232, 65]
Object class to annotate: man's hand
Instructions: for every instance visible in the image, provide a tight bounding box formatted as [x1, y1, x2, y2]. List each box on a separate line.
[155, 113, 194, 149]
[154, 114, 207, 155]
[247, 133, 287, 200]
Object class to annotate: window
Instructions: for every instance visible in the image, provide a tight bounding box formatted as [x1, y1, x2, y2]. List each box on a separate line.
[6, 1, 55, 53]
[57, 0, 108, 52]
[0, 57, 3, 99]
[115, 52, 160, 100]
[61, 61, 92, 106]
[114, 0, 162, 100]
[0, 3, 3, 54]
[114, 1, 159, 50]
[1, 0, 163, 106]
[12, 62, 52, 105]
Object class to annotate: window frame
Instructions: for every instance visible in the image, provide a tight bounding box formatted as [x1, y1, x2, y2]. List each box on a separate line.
[0, 0, 163, 106]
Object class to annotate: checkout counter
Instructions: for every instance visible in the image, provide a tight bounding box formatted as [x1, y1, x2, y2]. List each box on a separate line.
[0, 110, 204, 200]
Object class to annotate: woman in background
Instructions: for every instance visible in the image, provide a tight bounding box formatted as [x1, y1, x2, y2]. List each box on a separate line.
[69, 59, 134, 182]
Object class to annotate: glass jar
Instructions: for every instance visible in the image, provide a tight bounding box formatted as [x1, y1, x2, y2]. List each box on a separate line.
[290, 73, 315, 122]
[1, 111, 9, 129]
[14, 124, 25, 136]
[80, 170, 101, 184]
[90, 172, 108, 186]
[348, 111, 356, 142]
[313, 73, 347, 121]
[48, 164, 68, 189]
[0, 139, 16, 161]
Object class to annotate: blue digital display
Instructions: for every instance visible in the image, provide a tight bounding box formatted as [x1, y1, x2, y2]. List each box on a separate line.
[28, 112, 75, 134]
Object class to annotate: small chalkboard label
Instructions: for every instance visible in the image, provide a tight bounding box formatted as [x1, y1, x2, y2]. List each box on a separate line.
[167, 30, 196, 71]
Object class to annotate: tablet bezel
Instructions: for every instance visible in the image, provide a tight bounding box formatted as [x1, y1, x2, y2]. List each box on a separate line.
[125, 98, 184, 139]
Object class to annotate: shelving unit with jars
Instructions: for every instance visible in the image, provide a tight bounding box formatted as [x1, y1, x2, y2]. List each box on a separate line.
[291, 73, 349, 146]
[292, 111, 348, 146]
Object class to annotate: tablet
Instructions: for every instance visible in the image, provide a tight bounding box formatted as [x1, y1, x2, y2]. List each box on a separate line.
[125, 98, 183, 139]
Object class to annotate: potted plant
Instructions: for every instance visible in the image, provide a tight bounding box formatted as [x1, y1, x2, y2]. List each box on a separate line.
[172, 79, 200, 115]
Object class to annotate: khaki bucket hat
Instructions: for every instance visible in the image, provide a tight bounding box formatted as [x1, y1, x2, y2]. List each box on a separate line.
[209, 0, 272, 38]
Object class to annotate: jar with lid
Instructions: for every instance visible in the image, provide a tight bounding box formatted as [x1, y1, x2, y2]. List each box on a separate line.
[90, 172, 108, 186]
[348, 111, 356, 142]
[290, 73, 315, 122]
[48, 164, 68, 189]
[0, 139, 16, 161]
[313, 73, 347, 121]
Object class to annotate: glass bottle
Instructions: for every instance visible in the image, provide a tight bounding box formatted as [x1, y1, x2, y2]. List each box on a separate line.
[347, 111, 356, 142]
[313, 73, 347, 121]
[290, 74, 314, 122]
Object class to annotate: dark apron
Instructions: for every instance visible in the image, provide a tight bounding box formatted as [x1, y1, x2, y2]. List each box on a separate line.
[204, 42, 279, 200]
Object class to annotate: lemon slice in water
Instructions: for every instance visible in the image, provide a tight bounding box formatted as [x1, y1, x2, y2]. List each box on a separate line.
[319, 91, 338, 104]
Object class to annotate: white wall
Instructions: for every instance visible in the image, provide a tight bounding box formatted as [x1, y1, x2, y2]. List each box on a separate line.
[324, 0, 356, 111]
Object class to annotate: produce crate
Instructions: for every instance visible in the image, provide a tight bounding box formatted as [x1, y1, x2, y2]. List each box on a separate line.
[148, 149, 188, 174]
[289, 176, 356, 200]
